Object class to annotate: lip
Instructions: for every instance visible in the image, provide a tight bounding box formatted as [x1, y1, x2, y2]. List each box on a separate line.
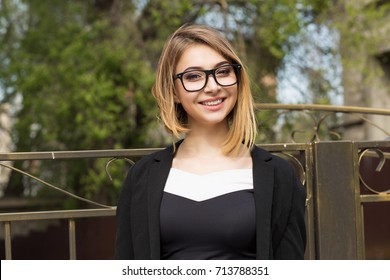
[199, 97, 225, 104]
[199, 97, 226, 111]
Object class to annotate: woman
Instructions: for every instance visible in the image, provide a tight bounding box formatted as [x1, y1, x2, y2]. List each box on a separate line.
[115, 24, 306, 260]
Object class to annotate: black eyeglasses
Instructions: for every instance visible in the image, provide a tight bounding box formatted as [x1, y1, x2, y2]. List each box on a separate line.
[175, 64, 241, 92]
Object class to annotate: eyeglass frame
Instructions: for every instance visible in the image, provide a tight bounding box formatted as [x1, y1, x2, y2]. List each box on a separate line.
[174, 63, 242, 92]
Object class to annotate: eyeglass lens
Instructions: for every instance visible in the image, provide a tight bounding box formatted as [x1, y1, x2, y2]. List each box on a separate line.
[181, 65, 238, 92]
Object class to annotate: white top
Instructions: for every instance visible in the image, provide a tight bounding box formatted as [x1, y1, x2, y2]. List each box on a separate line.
[164, 168, 253, 202]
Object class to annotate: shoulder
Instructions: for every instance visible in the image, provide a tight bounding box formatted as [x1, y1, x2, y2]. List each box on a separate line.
[126, 144, 174, 177]
[251, 145, 296, 175]
[119, 145, 174, 197]
[252, 145, 305, 198]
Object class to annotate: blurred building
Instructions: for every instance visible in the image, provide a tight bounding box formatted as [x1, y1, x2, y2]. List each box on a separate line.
[0, 103, 12, 197]
[341, 0, 390, 140]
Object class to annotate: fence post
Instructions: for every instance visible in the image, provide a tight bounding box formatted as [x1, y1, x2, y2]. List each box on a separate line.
[5, 222, 12, 260]
[313, 141, 363, 259]
[69, 219, 77, 260]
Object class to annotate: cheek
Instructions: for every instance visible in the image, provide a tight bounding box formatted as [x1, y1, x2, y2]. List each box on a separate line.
[227, 87, 239, 113]
[174, 81, 186, 103]
[228, 86, 238, 103]
[173, 94, 180, 104]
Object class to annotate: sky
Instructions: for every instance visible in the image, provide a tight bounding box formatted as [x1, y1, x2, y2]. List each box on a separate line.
[277, 23, 344, 105]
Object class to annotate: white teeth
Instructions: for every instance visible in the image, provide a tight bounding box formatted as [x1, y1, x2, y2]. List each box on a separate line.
[202, 99, 223, 106]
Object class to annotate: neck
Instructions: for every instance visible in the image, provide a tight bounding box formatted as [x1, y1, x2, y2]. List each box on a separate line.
[180, 121, 229, 156]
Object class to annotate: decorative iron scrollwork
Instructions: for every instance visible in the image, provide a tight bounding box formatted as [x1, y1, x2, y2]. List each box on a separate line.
[0, 157, 135, 208]
[358, 148, 390, 195]
[105, 157, 135, 181]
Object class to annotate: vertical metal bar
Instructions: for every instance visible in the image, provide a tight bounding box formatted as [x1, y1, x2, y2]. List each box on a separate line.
[353, 142, 366, 259]
[4, 222, 12, 260]
[68, 219, 77, 260]
[304, 143, 316, 260]
[359, 204, 366, 258]
[313, 141, 360, 259]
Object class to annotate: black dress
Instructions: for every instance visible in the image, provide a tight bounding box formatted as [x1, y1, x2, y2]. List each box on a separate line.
[160, 168, 256, 260]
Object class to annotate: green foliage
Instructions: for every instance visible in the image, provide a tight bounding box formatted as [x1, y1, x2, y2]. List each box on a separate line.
[1, 0, 157, 204]
[0, 0, 332, 206]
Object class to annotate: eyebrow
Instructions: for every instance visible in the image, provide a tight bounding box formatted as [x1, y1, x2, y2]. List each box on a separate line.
[181, 60, 231, 73]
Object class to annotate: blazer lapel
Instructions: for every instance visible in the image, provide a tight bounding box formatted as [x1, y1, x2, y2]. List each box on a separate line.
[252, 146, 274, 259]
[147, 144, 175, 259]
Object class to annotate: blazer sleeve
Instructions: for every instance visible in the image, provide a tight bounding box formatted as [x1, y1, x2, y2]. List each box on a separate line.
[273, 166, 307, 260]
[115, 167, 135, 259]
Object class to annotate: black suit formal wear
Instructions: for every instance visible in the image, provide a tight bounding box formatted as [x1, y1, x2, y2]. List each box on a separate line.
[115, 142, 307, 259]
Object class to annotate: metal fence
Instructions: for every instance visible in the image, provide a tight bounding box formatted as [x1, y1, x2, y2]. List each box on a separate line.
[313, 140, 390, 259]
[0, 148, 155, 260]
[1, 141, 389, 259]
[1, 104, 390, 260]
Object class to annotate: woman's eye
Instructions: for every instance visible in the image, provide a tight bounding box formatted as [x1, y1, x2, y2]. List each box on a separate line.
[216, 66, 232, 76]
[183, 72, 203, 81]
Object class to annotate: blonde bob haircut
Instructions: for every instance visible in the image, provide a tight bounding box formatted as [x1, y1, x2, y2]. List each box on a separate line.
[152, 24, 257, 156]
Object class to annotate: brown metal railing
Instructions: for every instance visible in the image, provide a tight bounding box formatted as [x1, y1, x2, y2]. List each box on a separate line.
[0, 144, 313, 259]
[0, 208, 116, 259]
[255, 103, 390, 116]
[0, 148, 151, 260]
[1, 104, 390, 260]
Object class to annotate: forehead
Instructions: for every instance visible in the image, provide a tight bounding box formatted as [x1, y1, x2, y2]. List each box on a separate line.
[176, 44, 227, 72]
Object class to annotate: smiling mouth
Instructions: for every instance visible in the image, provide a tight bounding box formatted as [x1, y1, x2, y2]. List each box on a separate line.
[200, 98, 224, 106]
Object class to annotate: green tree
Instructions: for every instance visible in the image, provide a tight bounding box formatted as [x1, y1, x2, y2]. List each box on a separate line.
[0, 0, 332, 206]
[1, 0, 157, 204]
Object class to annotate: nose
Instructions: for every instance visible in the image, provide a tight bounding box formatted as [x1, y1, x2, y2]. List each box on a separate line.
[203, 73, 220, 92]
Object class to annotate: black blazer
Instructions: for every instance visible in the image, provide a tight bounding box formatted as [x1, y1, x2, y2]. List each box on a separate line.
[115, 143, 307, 259]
